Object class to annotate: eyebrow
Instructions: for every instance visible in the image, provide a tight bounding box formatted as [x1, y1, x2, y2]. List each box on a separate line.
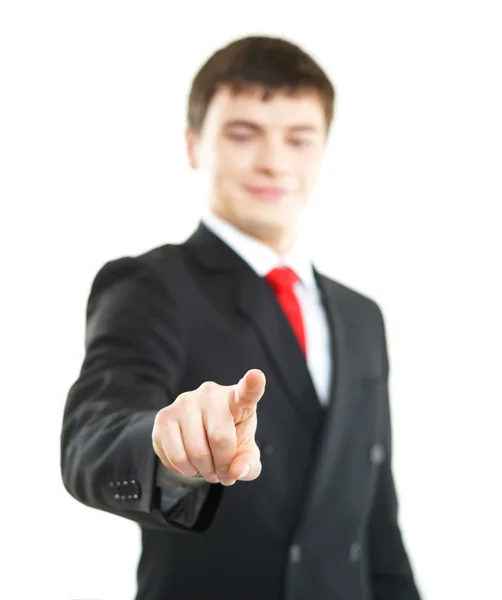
[222, 120, 320, 134]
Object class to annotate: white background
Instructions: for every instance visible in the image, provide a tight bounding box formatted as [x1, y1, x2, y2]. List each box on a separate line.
[1, 1, 501, 599]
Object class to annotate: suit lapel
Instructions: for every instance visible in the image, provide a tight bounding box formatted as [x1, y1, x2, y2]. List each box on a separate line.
[295, 272, 352, 522]
[184, 224, 321, 431]
[234, 267, 321, 430]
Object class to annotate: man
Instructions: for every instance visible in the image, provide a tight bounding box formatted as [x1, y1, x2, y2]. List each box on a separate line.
[61, 36, 421, 600]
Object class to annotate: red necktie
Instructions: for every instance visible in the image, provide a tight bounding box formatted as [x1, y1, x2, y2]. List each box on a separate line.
[265, 266, 306, 356]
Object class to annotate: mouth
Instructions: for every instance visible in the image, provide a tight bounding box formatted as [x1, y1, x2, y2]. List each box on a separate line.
[244, 185, 288, 201]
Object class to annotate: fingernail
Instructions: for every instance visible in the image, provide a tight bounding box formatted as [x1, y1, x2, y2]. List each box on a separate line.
[238, 463, 251, 479]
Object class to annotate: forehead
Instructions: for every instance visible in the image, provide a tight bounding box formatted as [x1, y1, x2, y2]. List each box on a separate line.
[204, 86, 326, 131]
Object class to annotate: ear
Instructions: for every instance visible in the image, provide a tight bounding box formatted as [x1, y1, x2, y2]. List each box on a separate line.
[185, 126, 198, 170]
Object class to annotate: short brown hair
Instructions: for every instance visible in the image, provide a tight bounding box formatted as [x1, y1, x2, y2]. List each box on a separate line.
[187, 36, 336, 133]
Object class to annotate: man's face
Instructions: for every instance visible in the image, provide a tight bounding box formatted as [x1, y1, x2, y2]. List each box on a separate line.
[186, 86, 328, 245]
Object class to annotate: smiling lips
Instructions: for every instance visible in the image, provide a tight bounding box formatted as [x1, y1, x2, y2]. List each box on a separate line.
[244, 185, 288, 200]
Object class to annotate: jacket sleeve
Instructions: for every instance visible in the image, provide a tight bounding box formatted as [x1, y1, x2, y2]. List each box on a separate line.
[368, 308, 421, 599]
[60, 256, 223, 531]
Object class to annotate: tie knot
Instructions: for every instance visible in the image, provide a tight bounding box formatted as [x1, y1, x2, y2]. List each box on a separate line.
[265, 266, 300, 293]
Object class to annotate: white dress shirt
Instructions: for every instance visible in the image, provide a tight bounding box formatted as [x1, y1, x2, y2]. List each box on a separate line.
[202, 212, 332, 406]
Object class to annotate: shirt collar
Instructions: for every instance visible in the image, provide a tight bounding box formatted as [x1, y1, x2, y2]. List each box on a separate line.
[201, 211, 318, 291]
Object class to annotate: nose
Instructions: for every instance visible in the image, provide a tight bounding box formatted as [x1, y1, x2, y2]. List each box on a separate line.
[255, 138, 290, 175]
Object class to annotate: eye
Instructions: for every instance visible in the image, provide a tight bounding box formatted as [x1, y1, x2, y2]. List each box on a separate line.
[289, 138, 312, 148]
[227, 132, 254, 142]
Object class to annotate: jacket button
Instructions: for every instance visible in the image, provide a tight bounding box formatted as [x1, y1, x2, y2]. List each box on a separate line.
[262, 444, 274, 456]
[349, 542, 362, 562]
[289, 544, 302, 564]
[369, 444, 385, 465]
[257, 440, 274, 456]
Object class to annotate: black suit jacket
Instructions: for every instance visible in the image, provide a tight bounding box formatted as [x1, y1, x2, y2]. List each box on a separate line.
[61, 224, 420, 600]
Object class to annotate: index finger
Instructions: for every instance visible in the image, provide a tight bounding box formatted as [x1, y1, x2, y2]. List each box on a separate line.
[233, 369, 266, 406]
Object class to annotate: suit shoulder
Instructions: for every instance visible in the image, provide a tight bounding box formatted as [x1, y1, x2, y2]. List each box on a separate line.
[136, 242, 183, 265]
[99, 242, 185, 277]
[89, 242, 187, 300]
[317, 271, 383, 317]
[318, 272, 388, 372]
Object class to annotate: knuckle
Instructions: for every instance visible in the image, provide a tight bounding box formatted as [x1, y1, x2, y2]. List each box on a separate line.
[199, 381, 219, 398]
[173, 393, 195, 414]
[176, 392, 192, 406]
[189, 447, 210, 462]
[239, 407, 254, 422]
[168, 453, 187, 469]
[155, 406, 175, 428]
[207, 425, 232, 447]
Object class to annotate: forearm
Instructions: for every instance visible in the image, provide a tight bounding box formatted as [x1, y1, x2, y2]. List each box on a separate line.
[61, 371, 225, 531]
[61, 394, 170, 529]
[61, 258, 224, 531]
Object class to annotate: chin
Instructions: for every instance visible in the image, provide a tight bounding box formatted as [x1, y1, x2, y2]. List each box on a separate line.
[241, 213, 294, 236]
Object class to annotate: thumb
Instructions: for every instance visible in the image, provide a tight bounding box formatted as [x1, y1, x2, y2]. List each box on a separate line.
[229, 450, 262, 482]
[229, 369, 266, 421]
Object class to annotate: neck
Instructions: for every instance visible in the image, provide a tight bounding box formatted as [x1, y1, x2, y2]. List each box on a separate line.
[257, 229, 297, 255]
[209, 210, 298, 256]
